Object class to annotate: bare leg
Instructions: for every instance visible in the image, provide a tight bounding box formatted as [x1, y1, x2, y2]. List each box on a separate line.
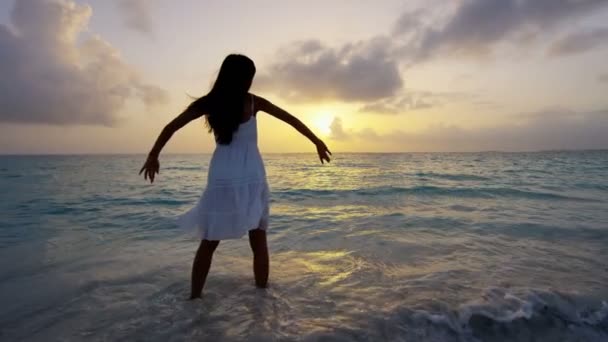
[248, 228, 269, 288]
[190, 239, 220, 299]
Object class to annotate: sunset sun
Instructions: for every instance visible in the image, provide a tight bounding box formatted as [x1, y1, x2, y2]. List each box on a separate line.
[312, 112, 334, 136]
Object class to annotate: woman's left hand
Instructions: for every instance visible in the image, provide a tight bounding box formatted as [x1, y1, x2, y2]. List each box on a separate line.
[316, 140, 332, 164]
[139, 155, 160, 183]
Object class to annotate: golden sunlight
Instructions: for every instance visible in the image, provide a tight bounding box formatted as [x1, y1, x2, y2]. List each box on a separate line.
[311, 111, 334, 136]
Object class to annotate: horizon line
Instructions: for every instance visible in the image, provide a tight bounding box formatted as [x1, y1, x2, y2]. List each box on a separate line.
[1, 149, 607, 156]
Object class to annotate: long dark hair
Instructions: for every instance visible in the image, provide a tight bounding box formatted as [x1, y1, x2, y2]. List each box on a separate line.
[191, 54, 256, 144]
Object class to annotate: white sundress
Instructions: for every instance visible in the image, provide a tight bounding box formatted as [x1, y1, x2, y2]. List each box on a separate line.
[177, 96, 269, 240]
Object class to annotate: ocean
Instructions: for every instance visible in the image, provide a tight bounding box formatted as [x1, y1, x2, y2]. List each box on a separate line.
[1, 152, 607, 341]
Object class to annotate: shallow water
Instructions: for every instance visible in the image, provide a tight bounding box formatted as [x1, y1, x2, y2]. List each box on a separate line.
[1, 152, 607, 341]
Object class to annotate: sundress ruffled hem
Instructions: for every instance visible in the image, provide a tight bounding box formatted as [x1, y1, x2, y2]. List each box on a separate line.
[177, 181, 269, 240]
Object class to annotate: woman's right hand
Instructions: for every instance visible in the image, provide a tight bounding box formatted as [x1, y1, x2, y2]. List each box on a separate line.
[316, 140, 332, 164]
[139, 155, 160, 183]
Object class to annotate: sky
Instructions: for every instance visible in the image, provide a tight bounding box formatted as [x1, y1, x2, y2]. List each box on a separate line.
[1, 0, 608, 154]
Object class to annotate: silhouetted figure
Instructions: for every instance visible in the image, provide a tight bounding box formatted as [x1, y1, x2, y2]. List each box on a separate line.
[140, 54, 331, 299]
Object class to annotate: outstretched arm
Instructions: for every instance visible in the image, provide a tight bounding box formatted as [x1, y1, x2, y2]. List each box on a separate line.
[140, 98, 207, 183]
[256, 96, 332, 164]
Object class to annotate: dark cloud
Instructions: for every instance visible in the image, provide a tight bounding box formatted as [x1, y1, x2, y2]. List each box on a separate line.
[260, 1, 608, 105]
[117, 0, 154, 35]
[255, 38, 403, 102]
[0, 0, 168, 126]
[332, 108, 608, 151]
[412, 0, 608, 59]
[548, 27, 608, 57]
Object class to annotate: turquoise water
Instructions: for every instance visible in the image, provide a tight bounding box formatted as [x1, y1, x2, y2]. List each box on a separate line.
[1, 152, 607, 341]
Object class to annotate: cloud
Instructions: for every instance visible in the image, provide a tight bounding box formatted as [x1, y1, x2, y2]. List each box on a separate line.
[412, 0, 608, 60]
[117, 0, 153, 35]
[391, 8, 428, 37]
[359, 90, 467, 114]
[329, 117, 349, 140]
[255, 38, 403, 102]
[260, 1, 608, 105]
[332, 108, 608, 151]
[548, 27, 608, 56]
[599, 73, 608, 83]
[0, 0, 168, 126]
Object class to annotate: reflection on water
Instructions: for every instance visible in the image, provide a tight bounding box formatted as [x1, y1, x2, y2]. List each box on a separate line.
[280, 250, 359, 286]
[0, 152, 607, 341]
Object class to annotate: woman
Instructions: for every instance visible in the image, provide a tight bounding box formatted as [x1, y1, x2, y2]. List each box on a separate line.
[140, 54, 331, 299]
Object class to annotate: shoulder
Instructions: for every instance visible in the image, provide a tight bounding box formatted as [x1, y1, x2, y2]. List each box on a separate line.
[187, 95, 211, 114]
[250, 93, 272, 112]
